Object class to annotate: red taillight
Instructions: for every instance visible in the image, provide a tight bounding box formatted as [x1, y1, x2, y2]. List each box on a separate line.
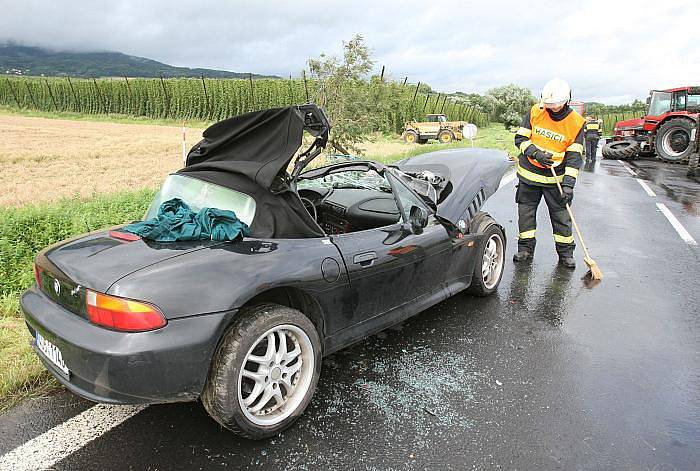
[86, 290, 166, 332]
[34, 264, 43, 288]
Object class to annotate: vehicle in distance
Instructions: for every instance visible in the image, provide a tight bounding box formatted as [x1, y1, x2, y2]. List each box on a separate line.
[403, 113, 469, 144]
[603, 86, 700, 162]
[22, 105, 510, 439]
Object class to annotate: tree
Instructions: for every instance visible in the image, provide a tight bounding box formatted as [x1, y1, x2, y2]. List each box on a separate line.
[453, 92, 494, 114]
[307, 35, 380, 154]
[485, 84, 536, 128]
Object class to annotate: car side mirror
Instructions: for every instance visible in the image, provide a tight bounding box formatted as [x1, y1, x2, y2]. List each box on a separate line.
[409, 205, 428, 233]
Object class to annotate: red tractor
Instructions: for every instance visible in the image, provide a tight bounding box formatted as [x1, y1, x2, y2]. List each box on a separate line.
[569, 100, 585, 117]
[602, 86, 700, 162]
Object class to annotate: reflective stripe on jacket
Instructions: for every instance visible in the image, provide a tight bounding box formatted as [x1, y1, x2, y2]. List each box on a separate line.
[514, 105, 585, 188]
[524, 104, 585, 168]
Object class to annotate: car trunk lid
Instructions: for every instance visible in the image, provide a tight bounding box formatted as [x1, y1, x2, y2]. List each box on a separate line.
[37, 228, 223, 295]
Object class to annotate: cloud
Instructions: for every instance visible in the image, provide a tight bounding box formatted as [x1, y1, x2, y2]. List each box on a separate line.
[2, 0, 699, 104]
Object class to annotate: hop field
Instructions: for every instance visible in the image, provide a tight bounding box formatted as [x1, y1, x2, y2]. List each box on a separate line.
[0, 76, 489, 132]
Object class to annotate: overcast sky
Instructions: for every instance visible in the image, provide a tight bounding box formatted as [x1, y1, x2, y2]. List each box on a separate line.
[3, 0, 699, 104]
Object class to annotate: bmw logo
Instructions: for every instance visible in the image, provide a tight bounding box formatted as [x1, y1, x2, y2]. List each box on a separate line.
[53, 279, 61, 295]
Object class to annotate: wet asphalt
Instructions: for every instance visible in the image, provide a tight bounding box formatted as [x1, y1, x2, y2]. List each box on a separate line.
[1, 157, 698, 470]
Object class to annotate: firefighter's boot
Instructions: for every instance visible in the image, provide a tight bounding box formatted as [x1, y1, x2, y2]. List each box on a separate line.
[558, 257, 576, 269]
[513, 251, 533, 263]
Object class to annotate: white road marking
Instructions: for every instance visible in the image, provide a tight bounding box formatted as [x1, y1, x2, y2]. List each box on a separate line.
[498, 170, 517, 190]
[634, 178, 657, 197]
[0, 404, 148, 471]
[656, 203, 697, 246]
[618, 160, 638, 175]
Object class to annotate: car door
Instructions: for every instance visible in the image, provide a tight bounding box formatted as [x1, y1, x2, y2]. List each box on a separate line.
[330, 170, 452, 331]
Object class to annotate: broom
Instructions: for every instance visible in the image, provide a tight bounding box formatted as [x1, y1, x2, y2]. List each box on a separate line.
[550, 166, 603, 280]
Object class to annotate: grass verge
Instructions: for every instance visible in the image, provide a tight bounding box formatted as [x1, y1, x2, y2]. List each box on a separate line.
[0, 189, 155, 411]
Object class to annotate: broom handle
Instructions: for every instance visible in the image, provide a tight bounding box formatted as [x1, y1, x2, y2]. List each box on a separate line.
[550, 166, 592, 260]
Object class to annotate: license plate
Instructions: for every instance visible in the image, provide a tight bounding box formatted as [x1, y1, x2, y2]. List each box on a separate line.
[36, 331, 70, 377]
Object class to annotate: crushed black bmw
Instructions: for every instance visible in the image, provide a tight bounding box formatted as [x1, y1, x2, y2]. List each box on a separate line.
[22, 104, 511, 438]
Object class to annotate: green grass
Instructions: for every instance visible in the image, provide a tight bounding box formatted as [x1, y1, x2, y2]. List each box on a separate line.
[0, 189, 155, 411]
[368, 125, 516, 163]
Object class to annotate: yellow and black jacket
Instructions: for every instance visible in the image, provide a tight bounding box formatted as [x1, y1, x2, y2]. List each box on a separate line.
[514, 104, 585, 188]
[584, 119, 603, 138]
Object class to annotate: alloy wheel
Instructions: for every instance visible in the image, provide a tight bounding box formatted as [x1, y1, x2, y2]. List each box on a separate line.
[481, 234, 504, 289]
[237, 324, 315, 426]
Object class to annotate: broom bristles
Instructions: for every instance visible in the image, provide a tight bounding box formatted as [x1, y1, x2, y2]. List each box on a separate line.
[583, 256, 603, 280]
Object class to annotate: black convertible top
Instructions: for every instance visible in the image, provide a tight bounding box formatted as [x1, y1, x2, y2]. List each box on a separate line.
[177, 105, 329, 239]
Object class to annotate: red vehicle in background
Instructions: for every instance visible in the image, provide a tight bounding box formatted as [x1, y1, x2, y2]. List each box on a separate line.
[569, 100, 585, 116]
[603, 86, 700, 162]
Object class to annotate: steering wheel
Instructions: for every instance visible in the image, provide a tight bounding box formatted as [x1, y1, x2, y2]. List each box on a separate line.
[300, 197, 317, 221]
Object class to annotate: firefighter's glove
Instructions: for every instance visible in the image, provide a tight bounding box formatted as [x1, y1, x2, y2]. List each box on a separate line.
[534, 150, 555, 167]
[561, 186, 574, 205]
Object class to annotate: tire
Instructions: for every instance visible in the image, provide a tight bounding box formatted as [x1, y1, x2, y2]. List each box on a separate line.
[202, 303, 322, 439]
[467, 224, 506, 296]
[655, 118, 695, 163]
[688, 151, 699, 177]
[602, 140, 640, 160]
[404, 130, 418, 144]
[438, 130, 453, 144]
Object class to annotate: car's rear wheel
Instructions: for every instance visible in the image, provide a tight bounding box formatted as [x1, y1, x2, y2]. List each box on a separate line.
[202, 303, 321, 439]
[467, 225, 505, 296]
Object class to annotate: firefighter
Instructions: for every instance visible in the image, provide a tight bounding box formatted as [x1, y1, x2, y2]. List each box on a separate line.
[512, 78, 585, 269]
[584, 114, 602, 161]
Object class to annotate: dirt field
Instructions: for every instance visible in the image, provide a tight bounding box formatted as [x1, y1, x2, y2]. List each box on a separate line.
[0, 115, 196, 207]
[0, 113, 512, 207]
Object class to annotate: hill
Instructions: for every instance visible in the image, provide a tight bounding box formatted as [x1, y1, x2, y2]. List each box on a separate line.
[0, 44, 277, 79]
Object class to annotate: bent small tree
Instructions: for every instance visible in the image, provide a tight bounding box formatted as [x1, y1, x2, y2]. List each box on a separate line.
[307, 35, 380, 155]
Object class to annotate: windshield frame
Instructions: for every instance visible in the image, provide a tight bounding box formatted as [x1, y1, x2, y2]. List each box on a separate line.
[648, 91, 672, 116]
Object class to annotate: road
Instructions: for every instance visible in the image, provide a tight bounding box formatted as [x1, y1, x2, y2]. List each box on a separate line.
[1, 157, 698, 470]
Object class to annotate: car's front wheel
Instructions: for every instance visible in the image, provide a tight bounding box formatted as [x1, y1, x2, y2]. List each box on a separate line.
[467, 225, 505, 296]
[202, 303, 321, 439]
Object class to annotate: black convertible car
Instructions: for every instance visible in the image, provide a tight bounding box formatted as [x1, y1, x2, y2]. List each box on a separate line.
[22, 105, 510, 438]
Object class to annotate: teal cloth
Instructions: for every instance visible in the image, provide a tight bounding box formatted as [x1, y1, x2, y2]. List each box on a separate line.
[122, 198, 250, 242]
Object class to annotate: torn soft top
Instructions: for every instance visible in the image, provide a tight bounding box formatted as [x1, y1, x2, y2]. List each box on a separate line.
[183, 105, 329, 189]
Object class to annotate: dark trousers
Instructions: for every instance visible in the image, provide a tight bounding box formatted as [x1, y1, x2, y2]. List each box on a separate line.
[585, 137, 599, 161]
[516, 182, 575, 257]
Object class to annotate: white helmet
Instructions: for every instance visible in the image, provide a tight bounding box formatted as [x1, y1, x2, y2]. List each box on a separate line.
[541, 78, 571, 107]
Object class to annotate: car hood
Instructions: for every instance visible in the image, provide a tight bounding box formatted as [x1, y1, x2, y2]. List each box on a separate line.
[615, 118, 644, 129]
[38, 228, 223, 293]
[395, 148, 512, 226]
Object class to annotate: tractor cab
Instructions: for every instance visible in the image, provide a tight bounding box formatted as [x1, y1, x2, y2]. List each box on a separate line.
[425, 114, 448, 123]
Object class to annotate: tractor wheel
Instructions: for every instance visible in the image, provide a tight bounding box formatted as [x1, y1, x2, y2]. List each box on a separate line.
[655, 118, 695, 163]
[602, 140, 640, 160]
[404, 130, 419, 144]
[688, 151, 699, 178]
[438, 130, 453, 144]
